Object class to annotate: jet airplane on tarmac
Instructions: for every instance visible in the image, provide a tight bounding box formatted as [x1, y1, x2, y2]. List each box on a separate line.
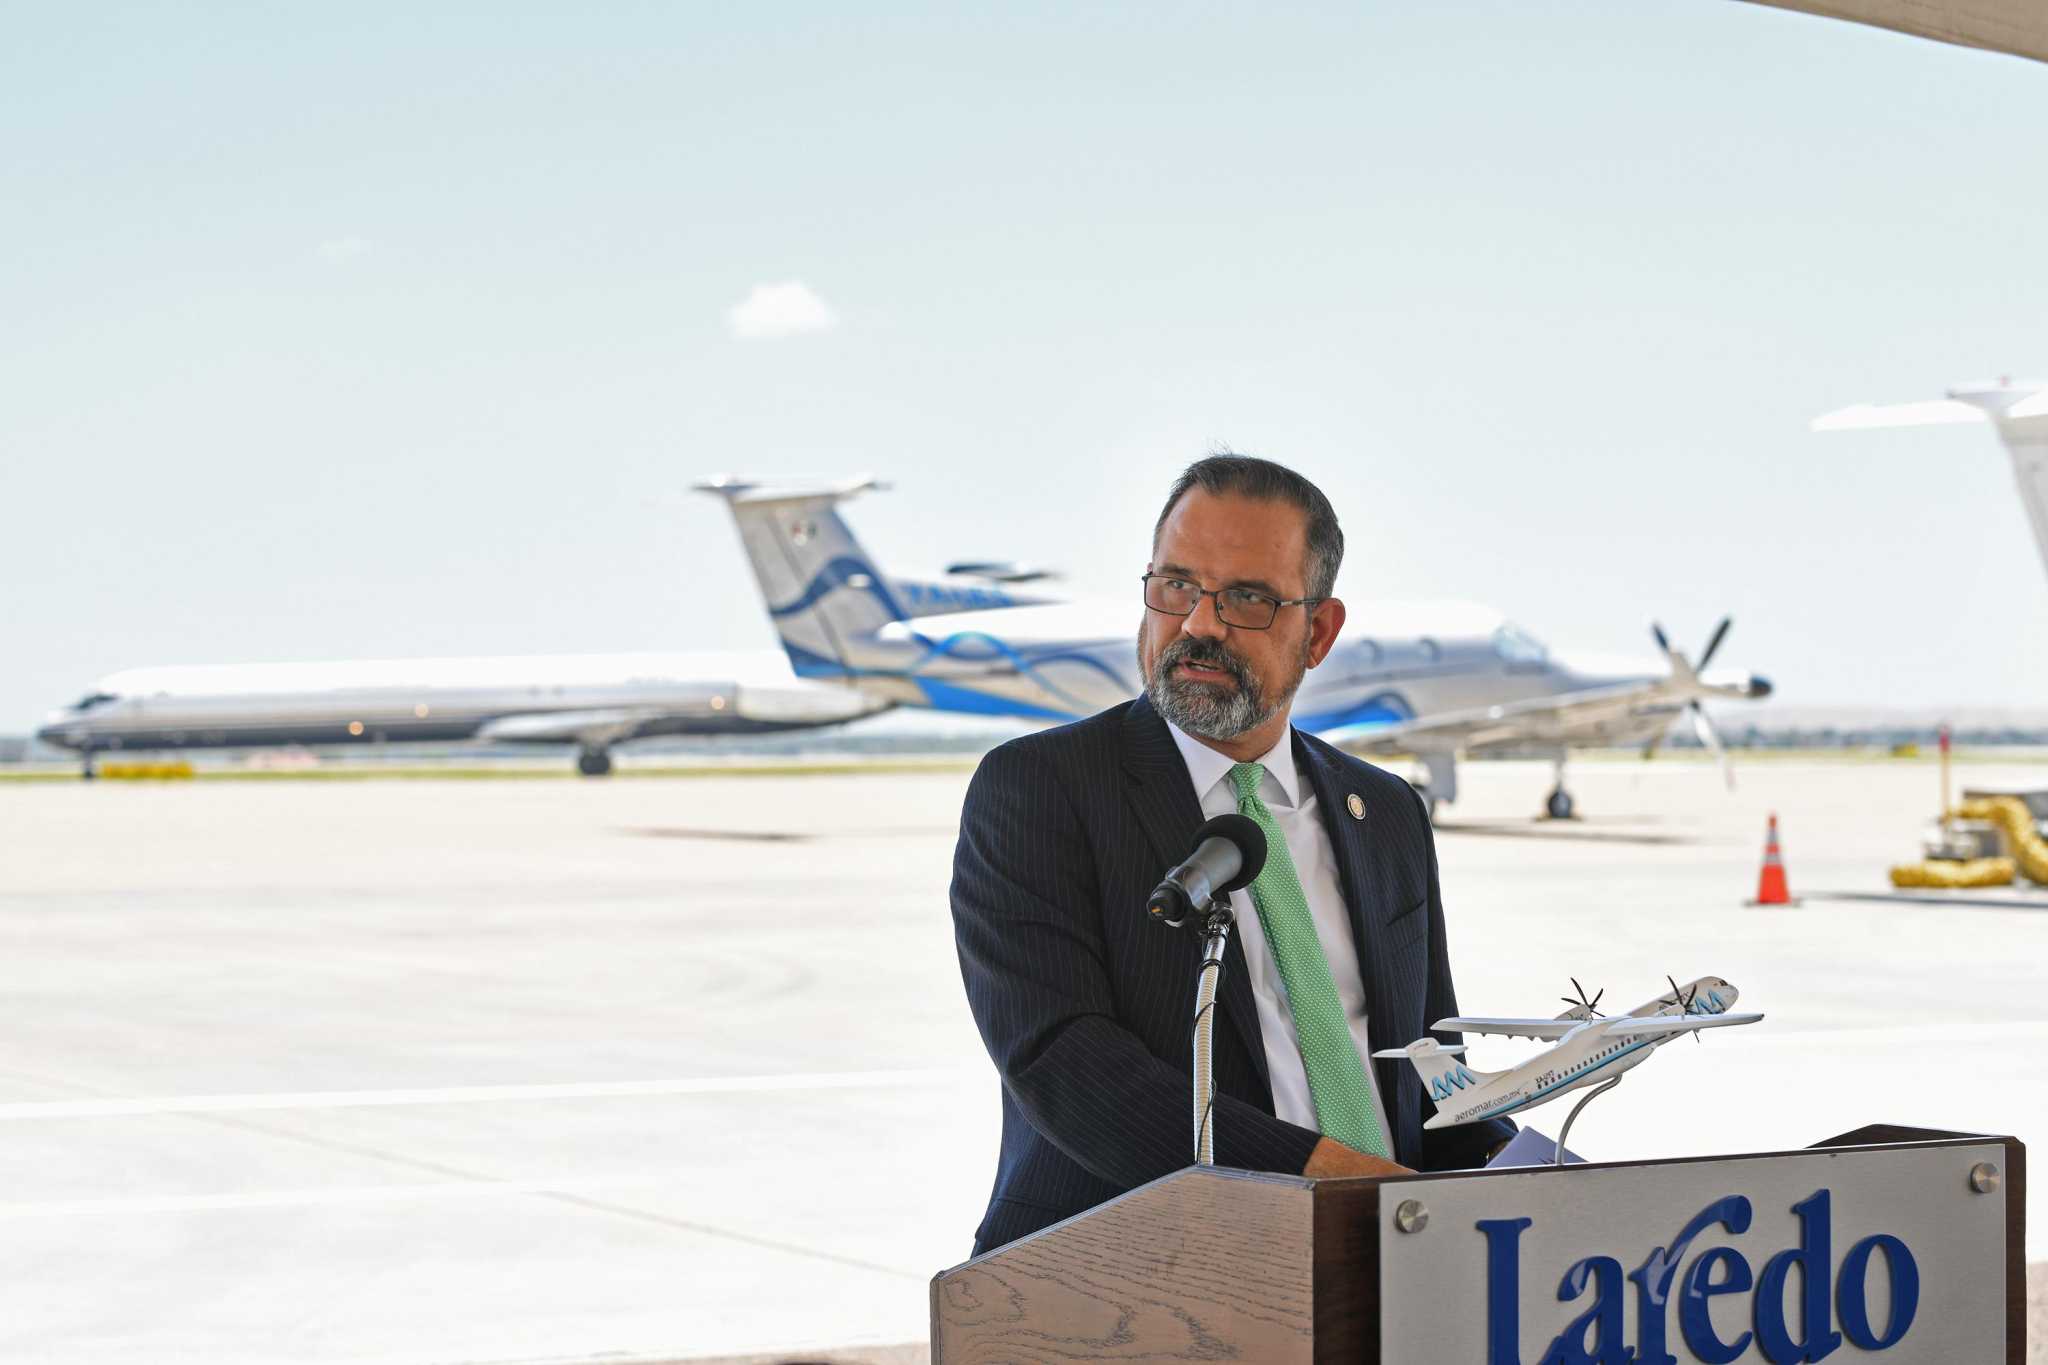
[33, 526, 1056, 776]
[36, 651, 896, 778]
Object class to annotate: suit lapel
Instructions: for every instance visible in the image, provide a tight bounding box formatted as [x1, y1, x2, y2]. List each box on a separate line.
[1119, 696, 1272, 1100]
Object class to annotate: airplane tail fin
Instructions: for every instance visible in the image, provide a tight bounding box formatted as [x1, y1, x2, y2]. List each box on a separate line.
[1814, 379, 2048, 583]
[1992, 399, 2048, 581]
[1937, 382, 2048, 583]
[698, 476, 1059, 679]
[697, 476, 902, 679]
[1371, 1037, 1493, 1105]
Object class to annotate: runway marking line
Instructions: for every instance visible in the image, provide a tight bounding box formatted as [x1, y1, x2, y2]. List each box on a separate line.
[0, 1066, 975, 1121]
[0, 1173, 683, 1218]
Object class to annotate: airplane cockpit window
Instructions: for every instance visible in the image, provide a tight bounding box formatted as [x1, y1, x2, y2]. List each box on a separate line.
[1492, 623, 1549, 665]
[71, 692, 117, 711]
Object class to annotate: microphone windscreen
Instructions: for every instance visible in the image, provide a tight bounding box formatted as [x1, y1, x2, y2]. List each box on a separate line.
[1193, 812, 1266, 893]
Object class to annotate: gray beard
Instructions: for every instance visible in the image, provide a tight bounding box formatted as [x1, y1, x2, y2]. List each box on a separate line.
[1140, 632, 1295, 742]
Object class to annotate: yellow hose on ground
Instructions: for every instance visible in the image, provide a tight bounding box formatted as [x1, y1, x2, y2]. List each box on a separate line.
[1889, 857, 2016, 889]
[100, 761, 195, 781]
[1954, 796, 2048, 884]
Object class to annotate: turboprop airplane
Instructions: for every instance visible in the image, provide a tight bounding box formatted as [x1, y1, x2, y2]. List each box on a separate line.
[698, 476, 1773, 818]
[1375, 975, 1763, 1130]
[1813, 376, 2048, 584]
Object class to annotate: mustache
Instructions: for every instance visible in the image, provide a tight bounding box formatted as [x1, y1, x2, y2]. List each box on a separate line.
[1156, 637, 1253, 687]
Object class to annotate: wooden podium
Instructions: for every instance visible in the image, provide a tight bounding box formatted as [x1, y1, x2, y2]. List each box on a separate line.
[930, 1126, 2025, 1363]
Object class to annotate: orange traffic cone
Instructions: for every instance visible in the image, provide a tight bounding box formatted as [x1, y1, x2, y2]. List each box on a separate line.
[1749, 813, 1797, 906]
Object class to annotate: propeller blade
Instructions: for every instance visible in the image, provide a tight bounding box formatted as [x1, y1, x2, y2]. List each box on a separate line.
[1651, 622, 1672, 655]
[1668, 973, 1703, 1038]
[1689, 702, 1735, 791]
[1697, 616, 1733, 671]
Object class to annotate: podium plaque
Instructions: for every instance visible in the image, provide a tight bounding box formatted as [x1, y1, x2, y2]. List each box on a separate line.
[931, 1125, 2025, 1363]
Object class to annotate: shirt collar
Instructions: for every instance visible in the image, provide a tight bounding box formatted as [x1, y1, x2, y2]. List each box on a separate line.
[1164, 719, 1301, 810]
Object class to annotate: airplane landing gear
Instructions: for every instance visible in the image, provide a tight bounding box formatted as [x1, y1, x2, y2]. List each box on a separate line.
[576, 747, 614, 777]
[1413, 752, 1456, 823]
[1541, 754, 1577, 821]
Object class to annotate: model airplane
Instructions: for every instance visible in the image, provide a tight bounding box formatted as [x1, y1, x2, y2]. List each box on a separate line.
[1375, 975, 1762, 1130]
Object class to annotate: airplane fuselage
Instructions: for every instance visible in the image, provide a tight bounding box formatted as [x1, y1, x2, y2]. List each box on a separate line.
[1425, 1017, 1672, 1129]
[808, 597, 1689, 751]
[35, 652, 879, 755]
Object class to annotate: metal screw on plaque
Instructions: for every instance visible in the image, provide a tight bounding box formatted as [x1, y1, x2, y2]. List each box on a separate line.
[1969, 1162, 2001, 1194]
[1394, 1199, 1430, 1233]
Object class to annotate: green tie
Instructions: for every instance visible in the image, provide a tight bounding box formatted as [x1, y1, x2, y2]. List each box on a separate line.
[1230, 761, 1391, 1159]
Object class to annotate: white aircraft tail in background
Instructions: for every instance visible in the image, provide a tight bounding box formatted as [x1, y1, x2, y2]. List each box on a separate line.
[1813, 377, 2048, 583]
[693, 475, 1056, 684]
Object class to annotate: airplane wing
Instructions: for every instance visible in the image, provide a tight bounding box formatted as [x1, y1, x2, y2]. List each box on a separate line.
[477, 707, 663, 746]
[1605, 1012, 1765, 1038]
[1811, 400, 1989, 431]
[1331, 680, 1683, 755]
[1431, 1017, 1585, 1041]
[474, 681, 889, 747]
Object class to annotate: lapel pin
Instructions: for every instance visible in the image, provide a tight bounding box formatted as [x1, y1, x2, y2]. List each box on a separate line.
[1346, 792, 1366, 821]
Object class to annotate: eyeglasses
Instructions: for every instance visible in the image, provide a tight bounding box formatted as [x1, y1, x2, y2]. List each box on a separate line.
[1140, 573, 1320, 630]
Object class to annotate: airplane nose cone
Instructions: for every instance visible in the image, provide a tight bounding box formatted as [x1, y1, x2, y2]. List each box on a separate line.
[35, 716, 80, 749]
[1746, 674, 1773, 699]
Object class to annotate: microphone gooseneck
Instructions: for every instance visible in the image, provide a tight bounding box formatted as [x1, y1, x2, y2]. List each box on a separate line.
[1148, 815, 1266, 1165]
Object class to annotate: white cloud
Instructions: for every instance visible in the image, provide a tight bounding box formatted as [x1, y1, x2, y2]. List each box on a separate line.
[316, 237, 373, 262]
[726, 280, 838, 339]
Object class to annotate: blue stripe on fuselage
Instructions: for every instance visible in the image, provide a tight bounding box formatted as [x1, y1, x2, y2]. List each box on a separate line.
[769, 556, 904, 622]
[911, 678, 1078, 720]
[1294, 690, 1415, 731]
[1457, 1037, 1657, 1121]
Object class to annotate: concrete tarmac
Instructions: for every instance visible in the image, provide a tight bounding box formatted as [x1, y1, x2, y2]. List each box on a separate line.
[1, 754, 2044, 1362]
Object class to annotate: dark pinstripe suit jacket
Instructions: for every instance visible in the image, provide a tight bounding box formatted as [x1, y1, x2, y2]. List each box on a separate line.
[950, 694, 1512, 1255]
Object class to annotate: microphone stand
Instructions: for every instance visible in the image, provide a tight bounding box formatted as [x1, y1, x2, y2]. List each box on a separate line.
[1188, 896, 1235, 1166]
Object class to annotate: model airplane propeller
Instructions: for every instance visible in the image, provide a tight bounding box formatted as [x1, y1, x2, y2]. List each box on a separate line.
[1374, 975, 1762, 1150]
[1559, 977, 1604, 1018]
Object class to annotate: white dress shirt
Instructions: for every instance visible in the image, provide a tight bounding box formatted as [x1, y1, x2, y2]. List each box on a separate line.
[1166, 719, 1392, 1154]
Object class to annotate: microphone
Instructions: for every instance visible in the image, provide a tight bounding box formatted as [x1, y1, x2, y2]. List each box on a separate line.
[1148, 814, 1267, 927]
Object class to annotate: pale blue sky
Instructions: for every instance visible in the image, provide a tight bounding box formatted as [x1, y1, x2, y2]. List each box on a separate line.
[7, 2, 2046, 728]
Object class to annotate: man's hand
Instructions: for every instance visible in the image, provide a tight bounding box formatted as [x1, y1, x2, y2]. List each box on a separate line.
[1302, 1135, 1413, 1179]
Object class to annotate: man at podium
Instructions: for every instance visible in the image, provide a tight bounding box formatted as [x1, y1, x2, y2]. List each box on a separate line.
[951, 454, 1511, 1255]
